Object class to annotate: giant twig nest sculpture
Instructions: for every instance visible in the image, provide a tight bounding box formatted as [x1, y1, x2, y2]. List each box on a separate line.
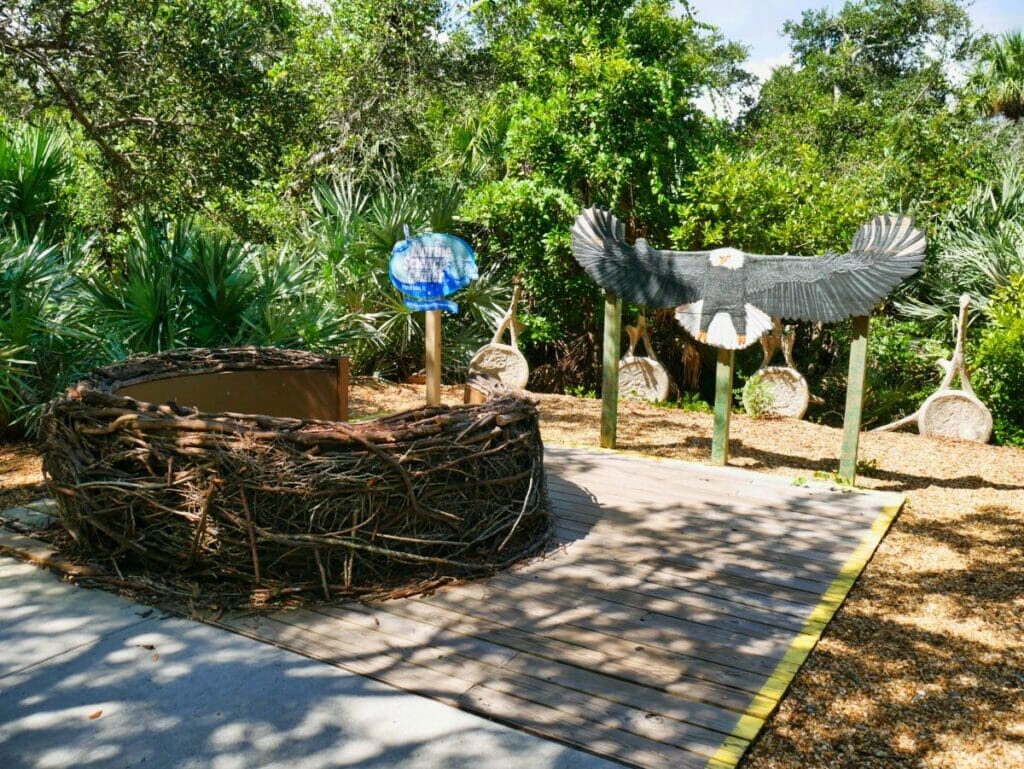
[42, 348, 549, 606]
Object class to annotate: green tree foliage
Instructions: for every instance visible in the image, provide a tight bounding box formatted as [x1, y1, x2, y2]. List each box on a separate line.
[901, 161, 1024, 323]
[672, 144, 882, 253]
[967, 30, 1024, 121]
[0, 230, 94, 433]
[78, 214, 364, 356]
[0, 122, 70, 237]
[458, 1, 746, 387]
[897, 163, 1024, 444]
[461, 178, 586, 344]
[681, 0, 982, 254]
[0, 122, 92, 433]
[302, 175, 509, 380]
[973, 276, 1024, 445]
[472, 0, 746, 234]
[672, 0, 991, 423]
[782, 0, 974, 86]
[0, 0, 305, 227]
[278, 0, 486, 191]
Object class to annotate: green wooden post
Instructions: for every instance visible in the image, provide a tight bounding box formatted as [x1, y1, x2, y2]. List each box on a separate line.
[600, 291, 622, 449]
[839, 315, 870, 484]
[711, 347, 735, 465]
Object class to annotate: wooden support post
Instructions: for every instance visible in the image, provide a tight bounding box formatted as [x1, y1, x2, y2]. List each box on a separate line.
[425, 310, 442, 407]
[711, 347, 735, 465]
[839, 315, 870, 484]
[337, 355, 350, 421]
[600, 292, 622, 449]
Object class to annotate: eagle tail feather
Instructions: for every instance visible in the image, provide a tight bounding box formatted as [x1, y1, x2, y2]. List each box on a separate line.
[744, 304, 774, 343]
[705, 313, 737, 349]
[678, 303, 772, 350]
[674, 300, 703, 339]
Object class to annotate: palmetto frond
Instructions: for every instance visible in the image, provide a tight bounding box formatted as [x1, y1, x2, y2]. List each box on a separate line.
[898, 162, 1024, 324]
[969, 31, 1024, 122]
[0, 124, 71, 237]
[302, 174, 512, 378]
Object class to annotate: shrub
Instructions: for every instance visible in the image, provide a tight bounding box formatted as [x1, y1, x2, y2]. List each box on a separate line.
[461, 178, 592, 346]
[865, 316, 947, 425]
[810, 316, 945, 428]
[0, 123, 71, 238]
[901, 161, 1024, 325]
[302, 176, 509, 380]
[0, 230, 96, 434]
[973, 276, 1024, 446]
[77, 213, 368, 359]
[672, 145, 882, 255]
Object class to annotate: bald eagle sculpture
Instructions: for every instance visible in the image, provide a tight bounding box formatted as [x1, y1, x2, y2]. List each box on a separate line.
[571, 208, 926, 350]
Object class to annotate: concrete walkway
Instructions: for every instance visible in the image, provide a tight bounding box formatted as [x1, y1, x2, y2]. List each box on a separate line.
[0, 555, 619, 769]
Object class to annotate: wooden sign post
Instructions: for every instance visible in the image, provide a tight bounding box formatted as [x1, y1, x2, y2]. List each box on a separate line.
[425, 309, 442, 406]
[389, 231, 478, 408]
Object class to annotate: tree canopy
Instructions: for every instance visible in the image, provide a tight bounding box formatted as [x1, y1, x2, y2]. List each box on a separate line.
[1, 0, 1023, 443]
[0, 0, 305, 225]
[678, 0, 986, 255]
[473, 0, 747, 235]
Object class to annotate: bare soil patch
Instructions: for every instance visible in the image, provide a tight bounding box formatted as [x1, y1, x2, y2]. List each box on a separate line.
[0, 441, 44, 511]
[3, 379, 1022, 768]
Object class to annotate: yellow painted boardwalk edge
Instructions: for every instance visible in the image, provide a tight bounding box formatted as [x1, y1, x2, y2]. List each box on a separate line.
[702, 497, 905, 769]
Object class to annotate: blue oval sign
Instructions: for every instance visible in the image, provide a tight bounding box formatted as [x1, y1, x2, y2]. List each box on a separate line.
[389, 233, 478, 301]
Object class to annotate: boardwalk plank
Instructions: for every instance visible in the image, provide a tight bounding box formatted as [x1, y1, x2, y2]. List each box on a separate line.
[547, 477, 877, 533]
[352, 594, 773, 695]
[418, 582, 797, 676]
[510, 557, 821, 621]
[552, 515, 852, 577]
[207, 445, 900, 769]
[545, 450, 895, 521]
[547, 485, 865, 554]
[308, 602, 758, 739]
[486, 570, 808, 639]
[227, 609, 733, 769]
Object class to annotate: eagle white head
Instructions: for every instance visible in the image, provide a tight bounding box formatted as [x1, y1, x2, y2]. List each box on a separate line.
[708, 247, 745, 270]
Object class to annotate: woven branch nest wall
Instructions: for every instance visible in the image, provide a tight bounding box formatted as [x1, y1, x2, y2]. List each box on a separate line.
[42, 348, 549, 605]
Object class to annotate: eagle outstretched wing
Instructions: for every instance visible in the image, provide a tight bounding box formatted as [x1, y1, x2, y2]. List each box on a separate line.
[571, 208, 706, 308]
[744, 216, 926, 322]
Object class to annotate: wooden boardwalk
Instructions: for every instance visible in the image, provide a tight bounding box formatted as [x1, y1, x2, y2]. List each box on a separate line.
[219, 446, 903, 769]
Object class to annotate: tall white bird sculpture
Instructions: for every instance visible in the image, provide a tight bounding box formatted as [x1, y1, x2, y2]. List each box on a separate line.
[571, 208, 926, 349]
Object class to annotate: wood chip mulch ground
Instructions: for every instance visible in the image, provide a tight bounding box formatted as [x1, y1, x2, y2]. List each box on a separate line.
[3, 379, 1022, 768]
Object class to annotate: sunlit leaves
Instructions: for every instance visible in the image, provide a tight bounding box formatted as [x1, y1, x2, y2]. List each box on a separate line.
[302, 174, 510, 379]
[0, 124, 70, 238]
[0, 0, 305, 224]
[967, 31, 1024, 122]
[478, 0, 747, 233]
[900, 162, 1024, 324]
